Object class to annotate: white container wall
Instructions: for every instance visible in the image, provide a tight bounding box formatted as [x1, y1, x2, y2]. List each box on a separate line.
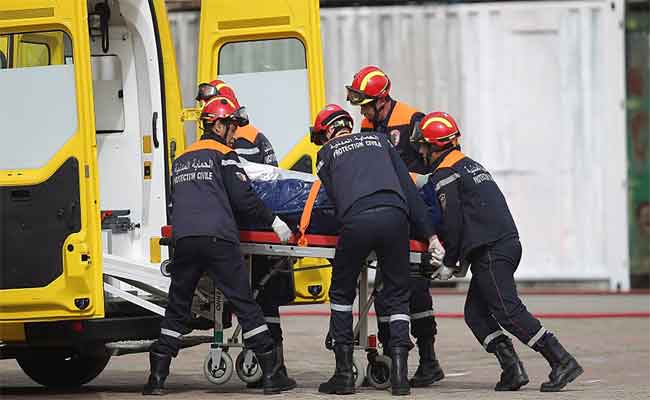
[169, 0, 628, 289]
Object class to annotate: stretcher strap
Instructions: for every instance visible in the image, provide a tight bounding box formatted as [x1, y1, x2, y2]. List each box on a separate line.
[298, 180, 321, 246]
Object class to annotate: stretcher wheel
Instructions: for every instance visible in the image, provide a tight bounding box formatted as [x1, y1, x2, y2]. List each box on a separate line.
[203, 350, 233, 385]
[160, 259, 172, 277]
[352, 357, 365, 388]
[366, 355, 391, 389]
[235, 349, 262, 384]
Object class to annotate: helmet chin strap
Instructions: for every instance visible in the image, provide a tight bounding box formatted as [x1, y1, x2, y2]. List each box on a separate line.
[371, 98, 388, 126]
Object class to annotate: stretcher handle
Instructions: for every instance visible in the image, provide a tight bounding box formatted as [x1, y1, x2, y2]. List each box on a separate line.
[297, 180, 321, 247]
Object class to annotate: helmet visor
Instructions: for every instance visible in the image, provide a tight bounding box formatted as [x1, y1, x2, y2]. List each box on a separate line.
[232, 106, 250, 127]
[196, 82, 218, 101]
[346, 86, 375, 106]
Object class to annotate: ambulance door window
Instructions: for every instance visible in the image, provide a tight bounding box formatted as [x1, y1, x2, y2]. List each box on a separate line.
[0, 31, 77, 170]
[218, 38, 310, 160]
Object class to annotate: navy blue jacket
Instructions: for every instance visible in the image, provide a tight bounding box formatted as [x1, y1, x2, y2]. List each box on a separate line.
[316, 131, 434, 241]
[232, 124, 278, 166]
[171, 134, 275, 243]
[428, 147, 519, 266]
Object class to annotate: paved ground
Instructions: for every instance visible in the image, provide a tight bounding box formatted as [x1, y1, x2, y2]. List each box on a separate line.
[1, 294, 649, 399]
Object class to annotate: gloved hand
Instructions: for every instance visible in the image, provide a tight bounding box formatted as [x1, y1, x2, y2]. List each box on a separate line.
[272, 216, 292, 244]
[428, 235, 445, 267]
[433, 265, 455, 281]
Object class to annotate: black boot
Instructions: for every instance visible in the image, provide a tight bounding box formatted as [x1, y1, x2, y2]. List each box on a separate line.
[318, 344, 355, 395]
[277, 344, 297, 388]
[409, 339, 445, 387]
[537, 334, 583, 392]
[143, 352, 172, 395]
[247, 344, 296, 389]
[256, 346, 297, 394]
[492, 338, 529, 391]
[390, 347, 410, 396]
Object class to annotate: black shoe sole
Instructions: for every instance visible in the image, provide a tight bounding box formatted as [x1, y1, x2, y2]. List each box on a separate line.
[318, 386, 355, 395]
[392, 388, 411, 396]
[409, 369, 445, 387]
[540, 366, 584, 392]
[495, 378, 529, 392]
[142, 389, 165, 396]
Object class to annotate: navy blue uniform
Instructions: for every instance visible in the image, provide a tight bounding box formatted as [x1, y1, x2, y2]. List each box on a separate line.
[152, 133, 275, 357]
[232, 124, 278, 166]
[317, 132, 433, 349]
[428, 147, 548, 352]
[232, 127, 291, 344]
[363, 100, 440, 352]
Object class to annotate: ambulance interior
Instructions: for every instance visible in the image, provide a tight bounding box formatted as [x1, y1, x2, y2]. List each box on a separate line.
[0, 0, 321, 291]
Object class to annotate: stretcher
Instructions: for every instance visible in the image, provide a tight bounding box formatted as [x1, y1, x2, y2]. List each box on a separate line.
[194, 230, 433, 388]
[102, 226, 433, 388]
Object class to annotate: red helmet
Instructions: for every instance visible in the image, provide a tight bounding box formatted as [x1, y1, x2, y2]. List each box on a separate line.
[346, 65, 391, 106]
[414, 112, 461, 150]
[200, 96, 249, 128]
[196, 79, 240, 108]
[310, 104, 354, 145]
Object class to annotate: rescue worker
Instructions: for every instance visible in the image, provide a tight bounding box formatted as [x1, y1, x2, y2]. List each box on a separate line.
[196, 82, 293, 388]
[143, 97, 296, 396]
[346, 65, 444, 387]
[411, 111, 584, 392]
[311, 104, 439, 396]
[196, 80, 278, 165]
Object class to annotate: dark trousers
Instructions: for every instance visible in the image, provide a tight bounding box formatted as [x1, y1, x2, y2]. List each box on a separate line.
[152, 237, 273, 357]
[375, 275, 437, 347]
[329, 207, 412, 349]
[251, 255, 295, 343]
[464, 237, 546, 351]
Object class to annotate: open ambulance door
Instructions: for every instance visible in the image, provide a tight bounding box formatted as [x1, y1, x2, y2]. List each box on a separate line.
[196, 0, 331, 303]
[0, 2, 104, 322]
[197, 0, 326, 172]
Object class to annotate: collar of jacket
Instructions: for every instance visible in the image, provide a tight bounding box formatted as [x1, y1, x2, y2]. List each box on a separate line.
[430, 145, 461, 170]
[200, 132, 229, 147]
[373, 98, 396, 131]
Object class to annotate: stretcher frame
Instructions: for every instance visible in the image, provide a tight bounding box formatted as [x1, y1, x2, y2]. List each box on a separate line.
[102, 230, 431, 386]
[201, 231, 431, 386]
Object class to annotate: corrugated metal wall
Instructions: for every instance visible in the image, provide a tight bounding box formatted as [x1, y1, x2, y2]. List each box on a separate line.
[168, 1, 628, 288]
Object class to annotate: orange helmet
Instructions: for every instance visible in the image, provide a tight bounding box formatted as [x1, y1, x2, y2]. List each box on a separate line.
[196, 79, 240, 108]
[413, 112, 461, 150]
[310, 104, 354, 145]
[200, 96, 249, 129]
[346, 65, 391, 106]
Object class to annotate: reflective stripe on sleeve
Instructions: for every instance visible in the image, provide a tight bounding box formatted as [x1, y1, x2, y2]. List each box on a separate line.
[265, 317, 281, 324]
[331, 303, 353, 312]
[243, 324, 269, 339]
[235, 147, 260, 155]
[435, 173, 461, 192]
[410, 310, 434, 320]
[389, 314, 410, 323]
[483, 330, 504, 349]
[161, 328, 183, 338]
[378, 316, 390, 323]
[527, 327, 548, 347]
[221, 159, 240, 167]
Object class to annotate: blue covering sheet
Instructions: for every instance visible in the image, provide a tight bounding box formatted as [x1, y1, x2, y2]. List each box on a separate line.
[239, 160, 440, 235]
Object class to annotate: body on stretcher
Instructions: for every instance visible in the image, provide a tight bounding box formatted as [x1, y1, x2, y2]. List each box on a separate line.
[158, 226, 436, 388]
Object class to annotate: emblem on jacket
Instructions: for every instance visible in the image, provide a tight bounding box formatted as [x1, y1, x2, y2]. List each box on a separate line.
[389, 129, 401, 147]
[438, 192, 447, 211]
[236, 172, 248, 182]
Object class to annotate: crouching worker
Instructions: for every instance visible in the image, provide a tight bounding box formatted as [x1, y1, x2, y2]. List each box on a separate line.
[411, 112, 583, 392]
[143, 97, 296, 395]
[311, 105, 437, 396]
